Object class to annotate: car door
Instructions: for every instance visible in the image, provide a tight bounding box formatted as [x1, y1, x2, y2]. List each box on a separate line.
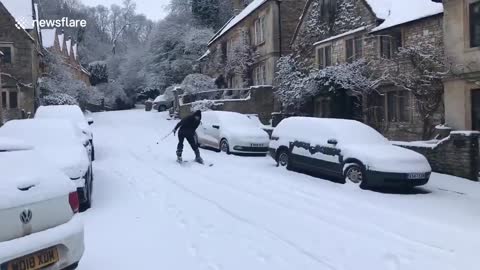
[198, 113, 213, 147]
[206, 113, 221, 148]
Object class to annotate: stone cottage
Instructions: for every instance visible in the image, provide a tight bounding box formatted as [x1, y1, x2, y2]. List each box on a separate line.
[40, 28, 91, 85]
[200, 0, 306, 89]
[0, 0, 42, 121]
[291, 0, 444, 140]
[431, 0, 480, 131]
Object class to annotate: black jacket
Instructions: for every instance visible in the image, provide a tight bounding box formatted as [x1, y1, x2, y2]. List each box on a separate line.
[174, 110, 202, 135]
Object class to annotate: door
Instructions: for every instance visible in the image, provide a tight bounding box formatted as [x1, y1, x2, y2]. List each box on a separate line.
[472, 89, 480, 130]
[207, 114, 221, 148]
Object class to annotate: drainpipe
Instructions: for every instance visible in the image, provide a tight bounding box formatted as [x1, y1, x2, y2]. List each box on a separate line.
[276, 0, 283, 57]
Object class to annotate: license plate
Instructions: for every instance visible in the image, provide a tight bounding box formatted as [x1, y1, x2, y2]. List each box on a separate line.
[408, 173, 426, 180]
[251, 144, 264, 147]
[8, 247, 59, 270]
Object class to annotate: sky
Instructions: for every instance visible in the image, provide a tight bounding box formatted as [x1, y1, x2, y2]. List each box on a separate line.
[80, 0, 171, 21]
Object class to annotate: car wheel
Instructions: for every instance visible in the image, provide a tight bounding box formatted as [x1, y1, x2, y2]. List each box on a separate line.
[220, 139, 230, 154]
[158, 105, 167, 112]
[277, 149, 290, 169]
[344, 163, 365, 186]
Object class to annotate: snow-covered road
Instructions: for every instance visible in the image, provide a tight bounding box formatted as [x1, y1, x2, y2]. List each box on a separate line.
[79, 109, 480, 270]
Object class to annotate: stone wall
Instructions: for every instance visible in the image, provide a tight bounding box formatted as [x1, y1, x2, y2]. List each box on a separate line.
[394, 131, 480, 181]
[179, 86, 274, 124]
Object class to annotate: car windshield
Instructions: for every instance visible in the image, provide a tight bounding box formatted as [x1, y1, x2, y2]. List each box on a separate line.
[36, 106, 86, 124]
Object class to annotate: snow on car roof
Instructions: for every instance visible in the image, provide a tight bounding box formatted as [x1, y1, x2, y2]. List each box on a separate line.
[36, 105, 86, 124]
[153, 95, 167, 103]
[0, 150, 75, 209]
[370, 0, 443, 32]
[206, 111, 256, 127]
[275, 117, 388, 145]
[1, 0, 34, 30]
[0, 119, 83, 146]
[0, 137, 33, 151]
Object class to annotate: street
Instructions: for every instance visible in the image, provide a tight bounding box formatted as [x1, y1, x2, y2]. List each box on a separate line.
[78, 108, 480, 270]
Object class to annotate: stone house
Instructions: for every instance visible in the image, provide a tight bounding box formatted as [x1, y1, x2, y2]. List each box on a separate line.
[200, 0, 306, 89]
[0, 0, 42, 122]
[431, 0, 480, 131]
[40, 28, 91, 85]
[292, 0, 444, 140]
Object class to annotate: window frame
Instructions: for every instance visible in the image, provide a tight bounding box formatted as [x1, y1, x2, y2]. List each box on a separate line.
[345, 35, 363, 63]
[254, 16, 266, 45]
[1, 89, 19, 110]
[379, 30, 403, 59]
[469, 0, 480, 48]
[0, 43, 14, 64]
[316, 44, 332, 69]
[385, 90, 412, 123]
[253, 63, 267, 86]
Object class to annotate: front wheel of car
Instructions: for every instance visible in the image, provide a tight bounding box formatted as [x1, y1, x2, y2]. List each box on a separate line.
[344, 163, 365, 186]
[220, 139, 230, 154]
[277, 149, 290, 169]
[158, 105, 167, 112]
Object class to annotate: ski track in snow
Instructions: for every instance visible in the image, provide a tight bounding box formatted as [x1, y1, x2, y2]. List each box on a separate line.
[78, 109, 480, 270]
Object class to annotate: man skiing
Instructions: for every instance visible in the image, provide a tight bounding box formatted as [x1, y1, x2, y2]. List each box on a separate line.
[173, 110, 204, 164]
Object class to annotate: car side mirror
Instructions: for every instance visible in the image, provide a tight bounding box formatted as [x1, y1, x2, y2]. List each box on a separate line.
[87, 119, 94, 125]
[212, 125, 220, 129]
[327, 139, 338, 146]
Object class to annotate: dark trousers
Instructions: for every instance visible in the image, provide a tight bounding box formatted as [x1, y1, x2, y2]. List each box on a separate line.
[177, 132, 199, 157]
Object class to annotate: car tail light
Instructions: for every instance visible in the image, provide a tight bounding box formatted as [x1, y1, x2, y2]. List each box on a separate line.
[69, 192, 80, 213]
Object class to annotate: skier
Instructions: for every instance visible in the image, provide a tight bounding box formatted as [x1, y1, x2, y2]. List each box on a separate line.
[173, 110, 204, 164]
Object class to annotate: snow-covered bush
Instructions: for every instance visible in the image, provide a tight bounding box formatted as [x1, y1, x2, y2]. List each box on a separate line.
[190, 100, 220, 112]
[88, 61, 109, 86]
[41, 93, 79, 106]
[181, 74, 216, 94]
[95, 81, 132, 110]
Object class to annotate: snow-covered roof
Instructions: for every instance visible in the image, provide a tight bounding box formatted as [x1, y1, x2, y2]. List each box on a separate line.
[1, 0, 34, 30]
[41, 28, 56, 48]
[73, 43, 78, 59]
[66, 39, 72, 56]
[198, 49, 211, 61]
[314, 27, 367, 46]
[58, 33, 64, 50]
[208, 0, 268, 45]
[369, 0, 443, 32]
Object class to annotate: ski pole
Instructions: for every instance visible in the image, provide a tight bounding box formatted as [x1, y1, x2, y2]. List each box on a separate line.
[160, 130, 174, 141]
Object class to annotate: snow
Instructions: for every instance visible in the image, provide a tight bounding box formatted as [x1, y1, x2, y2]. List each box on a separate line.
[58, 33, 64, 50]
[371, 0, 443, 32]
[313, 27, 367, 46]
[73, 43, 78, 59]
[41, 28, 56, 48]
[66, 39, 72, 56]
[450, 130, 480, 136]
[0, 150, 75, 210]
[0, 119, 90, 179]
[36, 105, 88, 126]
[77, 109, 480, 270]
[153, 95, 167, 103]
[208, 0, 267, 45]
[0, 137, 32, 151]
[1, 0, 34, 29]
[198, 49, 211, 61]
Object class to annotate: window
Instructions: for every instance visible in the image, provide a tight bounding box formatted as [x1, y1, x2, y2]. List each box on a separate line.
[9, 91, 18, 109]
[1, 92, 6, 108]
[346, 36, 363, 63]
[317, 45, 332, 69]
[387, 90, 410, 122]
[0, 46, 12, 63]
[253, 64, 266, 85]
[1, 91, 18, 109]
[254, 16, 266, 45]
[470, 1, 480, 48]
[380, 30, 402, 59]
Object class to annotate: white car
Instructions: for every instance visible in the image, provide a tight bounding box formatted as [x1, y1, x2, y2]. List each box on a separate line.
[0, 138, 84, 270]
[0, 119, 93, 210]
[35, 105, 95, 160]
[197, 111, 270, 154]
[269, 117, 432, 189]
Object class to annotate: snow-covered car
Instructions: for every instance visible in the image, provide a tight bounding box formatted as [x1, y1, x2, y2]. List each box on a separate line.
[0, 138, 84, 270]
[153, 94, 173, 112]
[197, 111, 270, 154]
[35, 105, 95, 161]
[0, 119, 94, 210]
[269, 117, 432, 189]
